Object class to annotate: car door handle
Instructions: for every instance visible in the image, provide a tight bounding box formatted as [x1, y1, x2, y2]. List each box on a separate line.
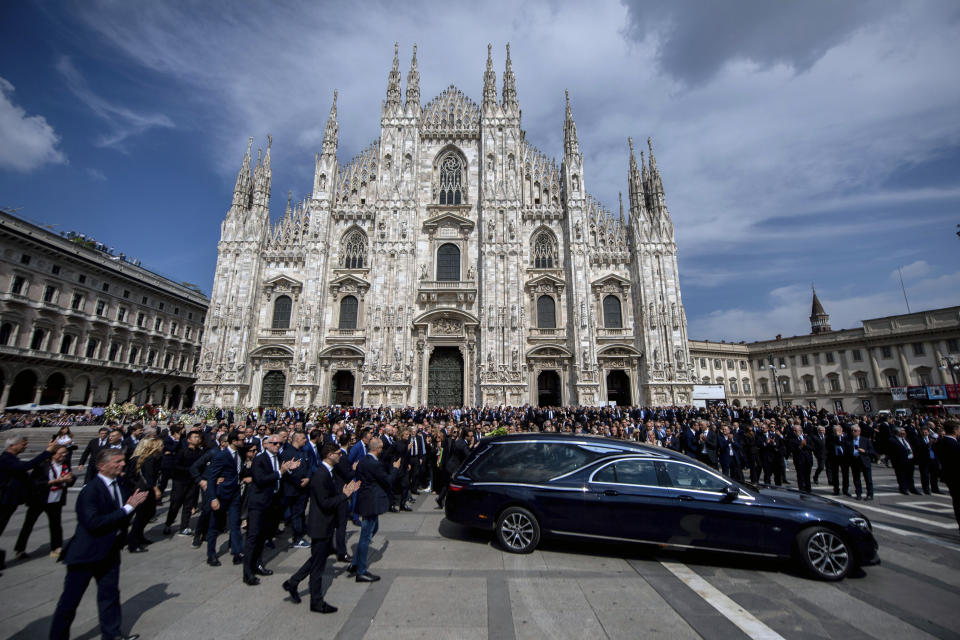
[677, 495, 694, 501]
[603, 489, 619, 496]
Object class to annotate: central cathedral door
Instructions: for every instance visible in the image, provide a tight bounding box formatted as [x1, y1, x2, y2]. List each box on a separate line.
[428, 347, 463, 407]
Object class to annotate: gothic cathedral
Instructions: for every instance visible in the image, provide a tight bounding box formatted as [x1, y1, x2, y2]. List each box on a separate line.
[195, 44, 693, 409]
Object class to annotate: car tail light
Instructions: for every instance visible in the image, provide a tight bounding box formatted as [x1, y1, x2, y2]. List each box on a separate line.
[448, 483, 464, 492]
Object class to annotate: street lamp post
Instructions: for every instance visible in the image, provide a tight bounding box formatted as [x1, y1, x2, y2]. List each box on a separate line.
[768, 363, 782, 408]
[940, 355, 960, 385]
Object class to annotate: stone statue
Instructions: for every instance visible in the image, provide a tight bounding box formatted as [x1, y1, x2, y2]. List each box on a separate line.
[419, 263, 427, 280]
[466, 265, 474, 280]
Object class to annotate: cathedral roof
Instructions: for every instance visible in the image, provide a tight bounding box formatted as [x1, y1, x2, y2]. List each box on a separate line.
[421, 86, 480, 135]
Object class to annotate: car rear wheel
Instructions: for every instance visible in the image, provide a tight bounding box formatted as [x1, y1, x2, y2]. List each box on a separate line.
[495, 506, 540, 554]
[796, 526, 852, 581]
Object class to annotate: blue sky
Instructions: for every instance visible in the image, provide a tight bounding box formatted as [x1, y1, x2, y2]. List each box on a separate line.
[1, 0, 958, 341]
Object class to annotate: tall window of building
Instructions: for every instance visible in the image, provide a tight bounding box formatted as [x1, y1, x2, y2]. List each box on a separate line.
[851, 349, 862, 362]
[85, 338, 98, 358]
[136, 312, 145, 327]
[947, 338, 959, 353]
[778, 357, 786, 368]
[829, 376, 841, 392]
[856, 375, 868, 390]
[43, 285, 56, 303]
[146, 349, 156, 366]
[11, 275, 25, 295]
[341, 229, 368, 269]
[0, 322, 12, 346]
[71, 293, 83, 310]
[881, 345, 893, 359]
[730, 379, 739, 394]
[800, 354, 809, 366]
[780, 378, 790, 393]
[727, 359, 734, 369]
[171, 321, 178, 335]
[699, 358, 706, 367]
[272, 296, 292, 329]
[117, 308, 127, 322]
[531, 230, 558, 269]
[536, 295, 556, 329]
[109, 342, 120, 361]
[102, 282, 109, 292]
[825, 351, 835, 364]
[437, 152, 464, 205]
[51, 264, 60, 275]
[123, 289, 130, 299]
[30, 328, 45, 350]
[918, 371, 931, 385]
[436, 243, 460, 281]
[78, 274, 86, 284]
[602, 295, 622, 329]
[760, 379, 769, 395]
[128, 346, 139, 364]
[185, 327, 192, 339]
[338, 295, 358, 329]
[96, 300, 106, 316]
[154, 318, 162, 332]
[743, 379, 752, 394]
[59, 334, 74, 355]
[20, 254, 30, 265]
[886, 373, 899, 387]
[164, 353, 172, 368]
[912, 342, 925, 356]
[714, 359, 721, 369]
[804, 377, 815, 393]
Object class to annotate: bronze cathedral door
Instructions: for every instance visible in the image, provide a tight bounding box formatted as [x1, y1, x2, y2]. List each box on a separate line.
[428, 347, 463, 407]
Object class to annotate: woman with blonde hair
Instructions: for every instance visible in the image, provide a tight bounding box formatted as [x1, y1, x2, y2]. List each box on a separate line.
[127, 437, 163, 553]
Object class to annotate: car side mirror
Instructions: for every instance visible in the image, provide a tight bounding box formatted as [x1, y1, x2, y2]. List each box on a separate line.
[722, 486, 739, 502]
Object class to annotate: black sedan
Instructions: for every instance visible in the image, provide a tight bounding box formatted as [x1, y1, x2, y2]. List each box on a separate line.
[444, 433, 879, 581]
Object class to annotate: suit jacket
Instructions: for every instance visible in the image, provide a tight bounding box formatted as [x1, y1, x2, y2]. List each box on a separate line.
[933, 436, 959, 487]
[280, 445, 311, 497]
[355, 454, 398, 518]
[247, 452, 283, 511]
[79, 437, 107, 468]
[718, 438, 743, 469]
[305, 465, 347, 539]
[204, 447, 243, 501]
[845, 436, 874, 468]
[888, 437, 916, 467]
[62, 476, 132, 565]
[332, 448, 352, 490]
[786, 433, 814, 467]
[445, 438, 469, 475]
[0, 450, 53, 507]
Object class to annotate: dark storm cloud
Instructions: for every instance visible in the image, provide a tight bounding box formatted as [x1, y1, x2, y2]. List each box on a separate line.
[622, 0, 889, 85]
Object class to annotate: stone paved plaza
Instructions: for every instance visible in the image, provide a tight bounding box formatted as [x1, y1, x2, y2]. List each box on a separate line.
[2, 460, 960, 640]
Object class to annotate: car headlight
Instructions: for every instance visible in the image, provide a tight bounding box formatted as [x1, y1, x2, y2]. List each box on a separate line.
[849, 516, 871, 532]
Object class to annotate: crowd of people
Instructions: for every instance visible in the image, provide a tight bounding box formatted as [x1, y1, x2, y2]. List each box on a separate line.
[0, 403, 957, 639]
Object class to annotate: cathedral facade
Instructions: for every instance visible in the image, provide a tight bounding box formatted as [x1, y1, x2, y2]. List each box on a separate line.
[195, 44, 693, 409]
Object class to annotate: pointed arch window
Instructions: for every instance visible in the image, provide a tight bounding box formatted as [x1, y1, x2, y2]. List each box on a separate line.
[272, 295, 292, 329]
[436, 243, 460, 281]
[531, 230, 558, 268]
[341, 229, 367, 269]
[438, 152, 464, 205]
[537, 295, 556, 329]
[602, 295, 622, 329]
[339, 295, 358, 329]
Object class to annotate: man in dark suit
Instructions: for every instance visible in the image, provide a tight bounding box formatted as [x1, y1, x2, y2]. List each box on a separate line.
[786, 424, 814, 493]
[243, 436, 300, 585]
[281, 432, 312, 548]
[846, 425, 875, 500]
[933, 419, 959, 533]
[717, 425, 744, 482]
[204, 432, 244, 566]
[826, 425, 850, 496]
[0, 435, 58, 569]
[332, 433, 354, 562]
[282, 444, 360, 612]
[351, 437, 400, 582]
[889, 427, 920, 495]
[79, 428, 109, 483]
[49, 448, 147, 640]
[436, 429, 468, 508]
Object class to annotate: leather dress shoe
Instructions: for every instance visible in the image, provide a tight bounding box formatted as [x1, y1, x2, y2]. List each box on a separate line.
[207, 557, 221, 567]
[310, 601, 337, 614]
[346, 564, 358, 575]
[337, 554, 352, 563]
[388, 505, 399, 513]
[232, 554, 244, 565]
[400, 505, 413, 512]
[355, 572, 380, 583]
[243, 575, 261, 586]
[282, 580, 301, 604]
[255, 564, 273, 576]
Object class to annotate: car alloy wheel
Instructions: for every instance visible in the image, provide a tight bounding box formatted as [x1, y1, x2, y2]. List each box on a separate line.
[798, 527, 851, 581]
[495, 506, 540, 554]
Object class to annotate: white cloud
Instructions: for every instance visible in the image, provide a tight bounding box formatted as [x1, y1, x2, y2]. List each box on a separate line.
[892, 260, 931, 281]
[86, 167, 107, 182]
[55, 56, 174, 150]
[0, 77, 66, 172]
[690, 270, 960, 342]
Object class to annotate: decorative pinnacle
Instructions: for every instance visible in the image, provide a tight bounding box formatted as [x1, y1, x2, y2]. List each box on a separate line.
[392, 42, 399, 71]
[411, 43, 418, 70]
[505, 42, 512, 67]
[246, 136, 253, 156]
[487, 43, 493, 66]
[330, 90, 338, 117]
[267, 134, 273, 150]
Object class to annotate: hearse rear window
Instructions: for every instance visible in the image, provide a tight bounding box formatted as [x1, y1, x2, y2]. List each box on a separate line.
[466, 442, 610, 483]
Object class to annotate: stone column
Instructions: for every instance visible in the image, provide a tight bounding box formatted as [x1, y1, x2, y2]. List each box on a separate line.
[85, 385, 96, 407]
[896, 344, 911, 386]
[933, 342, 946, 384]
[61, 387, 71, 406]
[868, 347, 882, 388]
[0, 381, 12, 411]
[32, 385, 43, 405]
[109, 388, 118, 405]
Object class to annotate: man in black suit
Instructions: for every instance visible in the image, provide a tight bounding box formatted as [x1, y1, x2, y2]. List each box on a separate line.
[332, 433, 354, 562]
[846, 424, 875, 500]
[436, 429, 468, 508]
[0, 435, 58, 569]
[204, 432, 244, 566]
[282, 444, 360, 612]
[786, 425, 814, 493]
[826, 425, 850, 496]
[889, 427, 920, 495]
[243, 435, 300, 585]
[49, 448, 147, 640]
[281, 432, 312, 548]
[351, 437, 400, 582]
[79, 428, 109, 483]
[717, 425, 744, 482]
[933, 419, 959, 533]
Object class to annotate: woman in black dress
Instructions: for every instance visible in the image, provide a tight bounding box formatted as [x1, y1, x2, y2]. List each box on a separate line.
[128, 437, 163, 552]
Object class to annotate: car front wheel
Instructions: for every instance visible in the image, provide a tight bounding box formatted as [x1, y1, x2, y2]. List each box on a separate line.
[796, 526, 852, 581]
[495, 506, 540, 554]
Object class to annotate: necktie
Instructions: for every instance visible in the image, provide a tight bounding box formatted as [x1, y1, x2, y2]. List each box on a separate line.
[271, 454, 280, 491]
[111, 480, 122, 508]
[233, 452, 240, 474]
